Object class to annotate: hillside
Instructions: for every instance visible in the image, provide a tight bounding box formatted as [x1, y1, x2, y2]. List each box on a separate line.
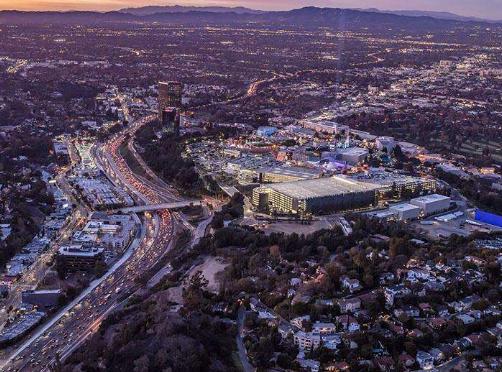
[0, 6, 497, 30]
[119, 5, 264, 16]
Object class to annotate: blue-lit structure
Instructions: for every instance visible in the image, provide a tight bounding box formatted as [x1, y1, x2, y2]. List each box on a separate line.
[475, 210, 502, 228]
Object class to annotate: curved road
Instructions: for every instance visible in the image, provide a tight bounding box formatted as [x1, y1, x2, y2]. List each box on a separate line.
[1, 115, 179, 372]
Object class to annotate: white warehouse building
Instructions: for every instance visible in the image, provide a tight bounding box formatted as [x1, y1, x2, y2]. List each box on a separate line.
[410, 194, 451, 216]
[389, 203, 421, 221]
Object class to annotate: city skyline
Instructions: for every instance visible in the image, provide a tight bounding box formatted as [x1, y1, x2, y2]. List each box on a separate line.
[1, 0, 502, 20]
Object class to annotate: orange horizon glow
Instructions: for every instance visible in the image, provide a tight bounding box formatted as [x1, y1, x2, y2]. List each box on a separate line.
[0, 1, 282, 12]
[0, 0, 500, 20]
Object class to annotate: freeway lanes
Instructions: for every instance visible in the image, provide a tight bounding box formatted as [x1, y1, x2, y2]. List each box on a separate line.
[2, 114, 180, 371]
[2, 212, 148, 371]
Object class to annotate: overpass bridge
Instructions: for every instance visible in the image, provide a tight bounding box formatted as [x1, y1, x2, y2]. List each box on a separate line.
[220, 185, 239, 197]
[116, 200, 202, 214]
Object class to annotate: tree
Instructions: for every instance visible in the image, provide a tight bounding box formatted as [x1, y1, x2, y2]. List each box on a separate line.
[188, 271, 209, 292]
[269, 245, 281, 259]
[133, 355, 150, 372]
[184, 271, 209, 311]
[404, 341, 417, 357]
[94, 260, 107, 277]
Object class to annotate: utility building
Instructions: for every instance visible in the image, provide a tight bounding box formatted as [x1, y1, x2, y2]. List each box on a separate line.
[389, 203, 421, 221]
[410, 194, 451, 216]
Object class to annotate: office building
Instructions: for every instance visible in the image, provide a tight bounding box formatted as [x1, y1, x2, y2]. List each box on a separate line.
[57, 244, 105, 272]
[0, 311, 46, 347]
[302, 121, 348, 135]
[252, 176, 380, 215]
[335, 147, 369, 165]
[52, 141, 70, 165]
[158, 81, 183, 112]
[160, 107, 180, 135]
[410, 194, 451, 216]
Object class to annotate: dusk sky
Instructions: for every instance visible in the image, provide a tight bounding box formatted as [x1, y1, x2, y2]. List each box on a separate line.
[1, 0, 502, 20]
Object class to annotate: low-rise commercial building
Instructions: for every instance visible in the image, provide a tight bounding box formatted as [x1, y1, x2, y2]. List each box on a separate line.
[57, 244, 105, 272]
[336, 147, 369, 165]
[0, 311, 46, 347]
[410, 194, 451, 216]
[21, 289, 62, 309]
[389, 203, 421, 221]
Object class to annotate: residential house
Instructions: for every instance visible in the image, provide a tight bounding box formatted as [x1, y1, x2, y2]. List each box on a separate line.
[456, 314, 475, 325]
[406, 268, 430, 282]
[294, 331, 321, 350]
[418, 303, 434, 316]
[402, 305, 420, 318]
[487, 327, 502, 348]
[278, 322, 294, 339]
[297, 357, 320, 372]
[323, 334, 342, 350]
[429, 317, 448, 330]
[373, 356, 395, 371]
[312, 322, 336, 335]
[416, 351, 434, 370]
[338, 297, 361, 314]
[436, 304, 450, 317]
[341, 276, 362, 293]
[384, 284, 411, 306]
[429, 348, 445, 363]
[325, 361, 350, 371]
[291, 315, 310, 330]
[460, 294, 481, 310]
[336, 315, 360, 332]
[379, 272, 395, 285]
[398, 353, 415, 369]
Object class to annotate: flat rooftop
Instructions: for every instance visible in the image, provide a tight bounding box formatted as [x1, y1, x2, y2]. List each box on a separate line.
[23, 289, 61, 295]
[266, 176, 381, 200]
[390, 203, 421, 212]
[337, 147, 369, 155]
[257, 166, 320, 178]
[411, 194, 450, 204]
[59, 245, 104, 257]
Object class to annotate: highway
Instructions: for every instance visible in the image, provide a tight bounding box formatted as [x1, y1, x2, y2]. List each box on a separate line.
[116, 200, 201, 214]
[1, 114, 181, 371]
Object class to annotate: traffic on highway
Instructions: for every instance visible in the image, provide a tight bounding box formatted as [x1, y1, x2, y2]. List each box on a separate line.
[2, 114, 181, 371]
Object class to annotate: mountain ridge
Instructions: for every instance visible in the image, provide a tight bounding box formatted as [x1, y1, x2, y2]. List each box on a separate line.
[0, 6, 500, 28]
[119, 5, 501, 23]
[118, 5, 264, 16]
[361, 8, 500, 23]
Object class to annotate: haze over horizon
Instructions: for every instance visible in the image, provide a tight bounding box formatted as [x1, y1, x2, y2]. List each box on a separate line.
[1, 0, 502, 20]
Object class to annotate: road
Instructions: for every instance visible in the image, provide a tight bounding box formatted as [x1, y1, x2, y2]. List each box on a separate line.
[0, 145, 89, 330]
[1, 114, 181, 371]
[236, 306, 255, 372]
